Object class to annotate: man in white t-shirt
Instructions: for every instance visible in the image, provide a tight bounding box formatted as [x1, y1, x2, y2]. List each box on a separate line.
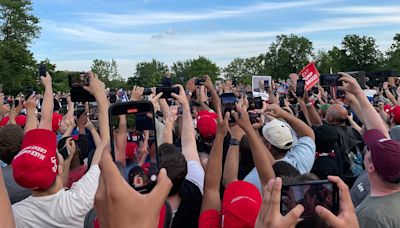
[11, 71, 108, 228]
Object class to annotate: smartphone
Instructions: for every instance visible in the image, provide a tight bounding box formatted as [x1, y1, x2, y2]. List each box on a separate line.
[220, 93, 237, 124]
[281, 180, 339, 218]
[156, 87, 179, 99]
[38, 65, 46, 78]
[24, 86, 35, 99]
[336, 89, 345, 99]
[247, 92, 255, 110]
[109, 89, 117, 103]
[249, 112, 261, 124]
[143, 88, 152, 96]
[69, 72, 95, 102]
[312, 87, 319, 94]
[177, 106, 183, 116]
[14, 100, 20, 107]
[89, 103, 98, 121]
[109, 101, 158, 193]
[296, 80, 306, 97]
[320, 74, 343, 87]
[195, 78, 205, 86]
[264, 80, 270, 90]
[60, 98, 68, 106]
[279, 96, 285, 107]
[254, 96, 263, 109]
[76, 105, 86, 118]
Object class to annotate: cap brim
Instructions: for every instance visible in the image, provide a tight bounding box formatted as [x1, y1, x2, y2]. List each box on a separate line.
[363, 129, 386, 149]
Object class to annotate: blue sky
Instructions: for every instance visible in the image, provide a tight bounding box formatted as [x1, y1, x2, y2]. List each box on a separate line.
[31, 0, 400, 78]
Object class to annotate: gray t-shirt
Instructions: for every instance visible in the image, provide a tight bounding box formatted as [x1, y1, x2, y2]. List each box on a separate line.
[356, 191, 400, 228]
[2, 166, 31, 204]
[350, 170, 370, 207]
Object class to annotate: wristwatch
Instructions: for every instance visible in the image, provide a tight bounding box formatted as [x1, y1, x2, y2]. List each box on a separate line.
[229, 138, 241, 146]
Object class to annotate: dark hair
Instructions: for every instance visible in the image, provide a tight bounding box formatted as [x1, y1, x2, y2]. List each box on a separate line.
[158, 143, 188, 196]
[0, 124, 24, 164]
[273, 161, 300, 178]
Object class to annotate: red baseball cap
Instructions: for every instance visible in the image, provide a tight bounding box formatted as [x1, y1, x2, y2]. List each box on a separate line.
[389, 106, 400, 124]
[363, 129, 400, 182]
[12, 129, 59, 190]
[52, 112, 63, 132]
[222, 181, 262, 228]
[197, 111, 217, 140]
[384, 104, 392, 113]
[0, 115, 27, 127]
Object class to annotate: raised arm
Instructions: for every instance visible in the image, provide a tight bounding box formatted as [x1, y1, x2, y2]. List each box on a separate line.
[171, 85, 200, 162]
[232, 105, 276, 191]
[115, 115, 127, 165]
[86, 120, 101, 147]
[84, 72, 109, 166]
[163, 106, 178, 144]
[339, 72, 389, 137]
[201, 112, 229, 213]
[0, 168, 15, 228]
[222, 125, 244, 186]
[38, 73, 54, 130]
[24, 95, 38, 132]
[204, 75, 221, 115]
[383, 82, 398, 105]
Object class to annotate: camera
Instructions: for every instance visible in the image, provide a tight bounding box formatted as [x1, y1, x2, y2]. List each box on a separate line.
[195, 78, 205, 86]
[320, 74, 343, 87]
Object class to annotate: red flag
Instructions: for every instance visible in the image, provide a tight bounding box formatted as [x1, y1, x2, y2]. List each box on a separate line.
[298, 62, 320, 91]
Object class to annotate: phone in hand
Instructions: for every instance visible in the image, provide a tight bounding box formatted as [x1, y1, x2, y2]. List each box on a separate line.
[14, 99, 20, 107]
[38, 65, 46, 78]
[69, 72, 95, 102]
[254, 96, 263, 109]
[75, 105, 86, 118]
[143, 88, 152, 96]
[109, 89, 117, 103]
[195, 78, 205, 86]
[109, 101, 158, 194]
[264, 80, 270, 91]
[281, 180, 339, 219]
[279, 96, 285, 107]
[320, 74, 343, 87]
[296, 80, 306, 97]
[249, 112, 261, 124]
[156, 87, 179, 99]
[220, 93, 237, 124]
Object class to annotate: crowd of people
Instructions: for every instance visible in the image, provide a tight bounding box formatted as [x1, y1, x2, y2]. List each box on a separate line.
[0, 70, 399, 228]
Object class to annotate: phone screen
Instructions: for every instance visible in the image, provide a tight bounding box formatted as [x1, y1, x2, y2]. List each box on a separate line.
[109, 101, 158, 193]
[220, 93, 237, 123]
[38, 65, 46, 77]
[264, 80, 270, 90]
[69, 72, 89, 87]
[76, 105, 86, 118]
[296, 80, 305, 97]
[320, 74, 342, 87]
[89, 103, 98, 121]
[254, 97, 263, 109]
[281, 181, 339, 218]
[156, 87, 179, 99]
[279, 96, 285, 107]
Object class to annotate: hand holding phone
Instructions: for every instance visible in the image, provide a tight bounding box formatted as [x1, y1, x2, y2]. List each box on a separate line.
[281, 180, 339, 218]
[38, 65, 46, 78]
[296, 80, 306, 97]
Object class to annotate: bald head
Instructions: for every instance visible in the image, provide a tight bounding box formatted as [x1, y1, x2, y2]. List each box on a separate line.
[326, 104, 348, 125]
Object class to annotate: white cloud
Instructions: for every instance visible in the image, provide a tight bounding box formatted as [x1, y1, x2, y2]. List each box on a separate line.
[79, 0, 340, 27]
[320, 6, 400, 14]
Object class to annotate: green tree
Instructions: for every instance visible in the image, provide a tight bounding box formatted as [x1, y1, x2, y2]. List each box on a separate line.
[224, 56, 264, 85]
[386, 33, 400, 71]
[262, 34, 313, 79]
[0, 0, 40, 95]
[341, 34, 383, 71]
[172, 56, 220, 83]
[128, 59, 168, 87]
[91, 59, 122, 82]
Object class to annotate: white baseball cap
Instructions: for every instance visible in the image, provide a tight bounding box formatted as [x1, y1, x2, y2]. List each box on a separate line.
[262, 119, 293, 150]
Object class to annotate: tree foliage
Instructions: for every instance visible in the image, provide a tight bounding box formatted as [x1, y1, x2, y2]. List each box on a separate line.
[224, 57, 264, 85]
[262, 34, 313, 79]
[128, 59, 168, 88]
[91, 59, 125, 89]
[0, 0, 40, 95]
[341, 34, 384, 71]
[172, 56, 220, 83]
[386, 33, 400, 71]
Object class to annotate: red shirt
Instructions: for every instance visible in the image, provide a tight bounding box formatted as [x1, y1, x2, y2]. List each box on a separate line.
[198, 209, 221, 228]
